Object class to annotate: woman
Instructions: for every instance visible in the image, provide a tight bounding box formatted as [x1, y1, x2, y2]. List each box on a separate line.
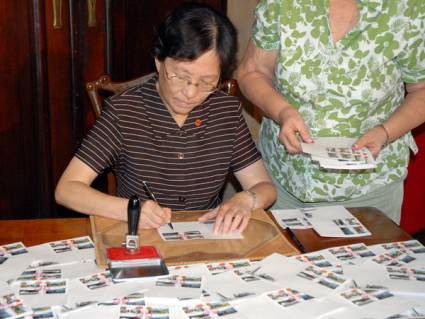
[236, 0, 425, 223]
[55, 3, 276, 233]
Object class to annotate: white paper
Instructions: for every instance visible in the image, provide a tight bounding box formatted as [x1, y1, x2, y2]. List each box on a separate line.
[60, 303, 182, 319]
[386, 305, 425, 319]
[203, 271, 279, 301]
[58, 304, 119, 319]
[235, 294, 292, 319]
[145, 275, 203, 300]
[12, 260, 102, 284]
[334, 287, 420, 318]
[181, 301, 245, 319]
[118, 304, 171, 318]
[205, 259, 252, 276]
[270, 209, 313, 230]
[292, 251, 343, 273]
[252, 253, 352, 298]
[236, 291, 345, 319]
[266, 288, 348, 319]
[31, 306, 58, 319]
[0, 290, 33, 319]
[0, 242, 28, 260]
[368, 240, 425, 268]
[342, 260, 425, 297]
[308, 206, 371, 238]
[271, 206, 371, 238]
[0, 242, 35, 283]
[326, 243, 376, 264]
[168, 263, 210, 278]
[12, 279, 68, 308]
[66, 270, 142, 309]
[158, 221, 243, 241]
[1, 234, 425, 319]
[95, 291, 146, 307]
[24, 236, 96, 272]
[302, 137, 376, 170]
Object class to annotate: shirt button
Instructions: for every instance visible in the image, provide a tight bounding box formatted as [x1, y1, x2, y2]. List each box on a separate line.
[177, 152, 184, 159]
[177, 130, 185, 136]
[178, 196, 185, 202]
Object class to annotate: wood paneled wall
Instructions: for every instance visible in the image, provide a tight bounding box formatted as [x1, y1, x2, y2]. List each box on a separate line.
[0, 0, 226, 219]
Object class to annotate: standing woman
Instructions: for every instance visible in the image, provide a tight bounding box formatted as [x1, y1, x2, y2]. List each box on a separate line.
[237, 0, 425, 223]
[55, 3, 276, 233]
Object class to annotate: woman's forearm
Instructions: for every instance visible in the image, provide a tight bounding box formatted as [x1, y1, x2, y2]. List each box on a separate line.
[245, 181, 277, 211]
[55, 157, 128, 221]
[383, 83, 425, 142]
[236, 41, 294, 122]
[55, 179, 128, 221]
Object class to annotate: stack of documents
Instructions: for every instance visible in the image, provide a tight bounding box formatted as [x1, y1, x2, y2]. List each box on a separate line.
[301, 137, 376, 170]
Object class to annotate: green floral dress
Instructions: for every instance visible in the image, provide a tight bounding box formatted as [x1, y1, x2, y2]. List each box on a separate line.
[253, 0, 425, 202]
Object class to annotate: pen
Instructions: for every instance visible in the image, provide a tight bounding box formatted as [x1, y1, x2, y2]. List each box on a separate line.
[142, 181, 174, 230]
[248, 265, 261, 275]
[285, 227, 305, 254]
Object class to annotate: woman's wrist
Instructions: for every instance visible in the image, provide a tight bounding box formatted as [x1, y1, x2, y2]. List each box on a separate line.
[377, 123, 390, 145]
[244, 190, 257, 212]
[276, 104, 296, 124]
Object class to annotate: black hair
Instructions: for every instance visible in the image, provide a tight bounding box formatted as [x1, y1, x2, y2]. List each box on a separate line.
[153, 3, 238, 80]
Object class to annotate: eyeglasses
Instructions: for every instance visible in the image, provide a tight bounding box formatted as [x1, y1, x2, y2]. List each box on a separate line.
[163, 63, 220, 94]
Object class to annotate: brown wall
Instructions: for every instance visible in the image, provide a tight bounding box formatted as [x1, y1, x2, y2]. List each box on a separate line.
[227, 0, 262, 142]
[0, 0, 226, 219]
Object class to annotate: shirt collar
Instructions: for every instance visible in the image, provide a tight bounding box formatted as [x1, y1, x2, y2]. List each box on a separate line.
[142, 75, 211, 139]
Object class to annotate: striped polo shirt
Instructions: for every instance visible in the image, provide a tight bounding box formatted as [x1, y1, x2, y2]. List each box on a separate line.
[76, 76, 262, 210]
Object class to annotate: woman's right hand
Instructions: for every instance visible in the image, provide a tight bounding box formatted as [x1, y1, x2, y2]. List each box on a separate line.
[277, 105, 313, 153]
[139, 200, 172, 229]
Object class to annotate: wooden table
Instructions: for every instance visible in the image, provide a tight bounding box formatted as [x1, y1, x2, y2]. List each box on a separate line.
[0, 217, 91, 246]
[0, 207, 412, 254]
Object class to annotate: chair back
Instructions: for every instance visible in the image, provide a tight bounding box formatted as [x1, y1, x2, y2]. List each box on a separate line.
[86, 73, 155, 118]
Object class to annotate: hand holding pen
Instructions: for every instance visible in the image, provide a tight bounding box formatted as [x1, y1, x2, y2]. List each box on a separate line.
[142, 181, 174, 230]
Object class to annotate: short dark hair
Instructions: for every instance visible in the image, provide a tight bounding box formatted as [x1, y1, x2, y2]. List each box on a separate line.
[154, 3, 237, 80]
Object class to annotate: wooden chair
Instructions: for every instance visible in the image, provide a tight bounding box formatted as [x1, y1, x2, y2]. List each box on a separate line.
[85, 74, 238, 195]
[86, 73, 155, 118]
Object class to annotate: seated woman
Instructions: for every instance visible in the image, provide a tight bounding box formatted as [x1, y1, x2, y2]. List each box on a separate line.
[55, 3, 276, 233]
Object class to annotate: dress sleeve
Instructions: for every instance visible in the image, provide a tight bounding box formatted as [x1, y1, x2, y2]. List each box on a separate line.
[76, 98, 122, 174]
[230, 103, 262, 172]
[397, 2, 425, 83]
[252, 0, 282, 50]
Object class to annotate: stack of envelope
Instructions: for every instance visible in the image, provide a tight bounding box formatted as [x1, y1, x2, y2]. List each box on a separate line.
[301, 137, 376, 170]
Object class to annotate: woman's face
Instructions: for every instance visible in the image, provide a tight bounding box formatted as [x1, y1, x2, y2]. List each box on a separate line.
[155, 49, 221, 125]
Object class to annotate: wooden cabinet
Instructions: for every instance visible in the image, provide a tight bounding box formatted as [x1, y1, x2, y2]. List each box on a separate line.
[0, 0, 226, 219]
[0, 1, 52, 219]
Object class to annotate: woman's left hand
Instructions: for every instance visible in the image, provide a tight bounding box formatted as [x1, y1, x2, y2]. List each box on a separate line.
[198, 192, 252, 234]
[352, 125, 389, 158]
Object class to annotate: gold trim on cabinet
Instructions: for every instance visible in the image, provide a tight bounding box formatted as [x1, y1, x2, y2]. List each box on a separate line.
[52, 0, 63, 29]
[87, 0, 97, 27]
